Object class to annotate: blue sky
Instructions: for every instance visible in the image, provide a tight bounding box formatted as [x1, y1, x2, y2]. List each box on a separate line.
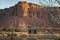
[0, 0, 60, 9]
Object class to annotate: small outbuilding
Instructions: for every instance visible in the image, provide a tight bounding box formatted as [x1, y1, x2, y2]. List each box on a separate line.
[28, 25, 38, 34]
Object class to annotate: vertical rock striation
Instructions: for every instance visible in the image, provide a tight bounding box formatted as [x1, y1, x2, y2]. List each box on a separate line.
[0, 1, 60, 29]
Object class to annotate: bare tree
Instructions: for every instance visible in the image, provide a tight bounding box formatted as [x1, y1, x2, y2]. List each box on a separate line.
[55, 0, 60, 4]
[39, 0, 58, 7]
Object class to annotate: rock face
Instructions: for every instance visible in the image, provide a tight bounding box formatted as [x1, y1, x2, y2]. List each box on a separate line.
[0, 2, 60, 29]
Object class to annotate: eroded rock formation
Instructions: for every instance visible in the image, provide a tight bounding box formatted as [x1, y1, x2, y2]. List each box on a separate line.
[0, 2, 60, 29]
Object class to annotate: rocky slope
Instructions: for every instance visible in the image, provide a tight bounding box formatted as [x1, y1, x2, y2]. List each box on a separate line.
[0, 1, 60, 29]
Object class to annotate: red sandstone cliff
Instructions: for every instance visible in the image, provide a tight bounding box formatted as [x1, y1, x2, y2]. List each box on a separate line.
[0, 2, 60, 29]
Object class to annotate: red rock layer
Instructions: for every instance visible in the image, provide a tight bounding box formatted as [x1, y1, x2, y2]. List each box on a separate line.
[0, 2, 60, 29]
